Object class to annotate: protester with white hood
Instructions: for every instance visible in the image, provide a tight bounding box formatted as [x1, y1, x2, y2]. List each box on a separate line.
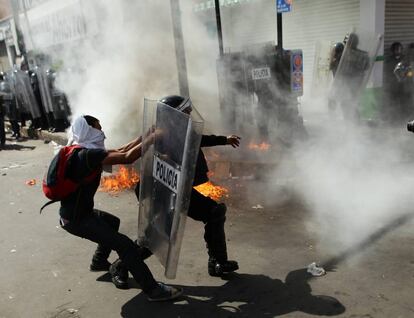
[59, 115, 182, 302]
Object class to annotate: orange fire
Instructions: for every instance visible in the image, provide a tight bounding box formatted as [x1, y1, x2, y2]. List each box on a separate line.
[194, 181, 229, 201]
[248, 141, 271, 151]
[99, 165, 139, 194]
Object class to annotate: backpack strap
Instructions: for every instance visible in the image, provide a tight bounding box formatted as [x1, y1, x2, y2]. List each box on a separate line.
[39, 200, 58, 214]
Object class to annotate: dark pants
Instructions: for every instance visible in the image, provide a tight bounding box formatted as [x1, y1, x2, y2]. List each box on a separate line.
[0, 115, 5, 147]
[187, 189, 228, 262]
[10, 120, 20, 137]
[135, 183, 229, 262]
[62, 210, 158, 293]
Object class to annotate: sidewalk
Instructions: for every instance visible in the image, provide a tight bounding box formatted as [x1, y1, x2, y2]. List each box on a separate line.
[5, 121, 68, 146]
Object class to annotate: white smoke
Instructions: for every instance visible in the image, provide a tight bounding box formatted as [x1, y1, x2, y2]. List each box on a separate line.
[290, 120, 414, 254]
[34, 1, 414, 261]
[52, 0, 179, 147]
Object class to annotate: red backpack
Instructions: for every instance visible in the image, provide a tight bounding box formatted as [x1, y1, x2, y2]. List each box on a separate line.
[40, 145, 99, 213]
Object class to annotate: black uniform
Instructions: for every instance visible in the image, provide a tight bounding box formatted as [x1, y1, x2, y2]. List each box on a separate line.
[0, 95, 5, 148]
[384, 52, 411, 124]
[134, 134, 237, 275]
[188, 134, 230, 262]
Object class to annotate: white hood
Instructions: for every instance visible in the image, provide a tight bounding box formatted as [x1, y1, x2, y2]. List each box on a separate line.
[67, 116, 106, 150]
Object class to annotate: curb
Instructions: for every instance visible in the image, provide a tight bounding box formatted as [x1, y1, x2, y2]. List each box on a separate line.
[5, 121, 68, 146]
[21, 126, 68, 145]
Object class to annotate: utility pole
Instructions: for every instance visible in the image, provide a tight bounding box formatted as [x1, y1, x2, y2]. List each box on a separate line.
[214, 0, 224, 57]
[8, 0, 26, 59]
[170, 0, 190, 97]
[277, 12, 283, 55]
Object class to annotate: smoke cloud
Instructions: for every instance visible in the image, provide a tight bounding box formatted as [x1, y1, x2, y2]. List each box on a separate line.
[34, 1, 414, 261]
[51, 0, 179, 147]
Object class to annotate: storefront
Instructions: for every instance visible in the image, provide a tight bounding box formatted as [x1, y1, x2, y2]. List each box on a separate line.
[193, 0, 388, 100]
[384, 0, 414, 53]
[0, 17, 19, 71]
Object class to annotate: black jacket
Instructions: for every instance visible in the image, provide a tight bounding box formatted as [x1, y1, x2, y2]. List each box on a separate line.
[193, 135, 227, 186]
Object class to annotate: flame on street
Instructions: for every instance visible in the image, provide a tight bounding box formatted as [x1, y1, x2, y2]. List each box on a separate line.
[99, 165, 139, 193]
[194, 181, 229, 201]
[248, 141, 271, 151]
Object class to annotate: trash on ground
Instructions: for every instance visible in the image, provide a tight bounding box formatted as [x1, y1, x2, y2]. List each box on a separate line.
[252, 204, 264, 209]
[10, 249, 16, 253]
[307, 262, 326, 276]
[25, 179, 36, 186]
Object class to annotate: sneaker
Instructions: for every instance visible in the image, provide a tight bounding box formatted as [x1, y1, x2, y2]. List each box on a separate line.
[89, 260, 111, 272]
[147, 283, 183, 302]
[208, 258, 239, 277]
[109, 259, 129, 289]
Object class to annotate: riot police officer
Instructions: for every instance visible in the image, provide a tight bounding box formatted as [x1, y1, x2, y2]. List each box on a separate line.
[384, 42, 410, 125]
[329, 42, 345, 77]
[130, 95, 240, 278]
[0, 73, 5, 149]
[328, 42, 345, 114]
[331, 33, 369, 122]
[160, 95, 240, 276]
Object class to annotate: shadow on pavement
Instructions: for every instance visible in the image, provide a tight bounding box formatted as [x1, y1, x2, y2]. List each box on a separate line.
[2, 137, 36, 151]
[321, 212, 414, 272]
[121, 271, 345, 318]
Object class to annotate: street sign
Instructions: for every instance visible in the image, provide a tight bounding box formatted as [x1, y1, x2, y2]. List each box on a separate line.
[277, 0, 292, 13]
[290, 49, 303, 95]
[252, 67, 271, 80]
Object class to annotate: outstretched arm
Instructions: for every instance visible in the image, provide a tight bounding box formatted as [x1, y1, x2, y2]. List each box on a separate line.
[226, 135, 241, 148]
[102, 142, 143, 165]
[107, 126, 156, 153]
[113, 136, 143, 153]
[103, 128, 158, 165]
[200, 134, 241, 148]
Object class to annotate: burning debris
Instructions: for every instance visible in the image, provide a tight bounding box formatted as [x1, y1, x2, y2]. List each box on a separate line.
[25, 179, 36, 186]
[194, 181, 229, 201]
[99, 165, 139, 194]
[98, 166, 229, 200]
[248, 141, 271, 151]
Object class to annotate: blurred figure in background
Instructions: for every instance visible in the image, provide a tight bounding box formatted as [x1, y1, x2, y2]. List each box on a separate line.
[384, 41, 410, 125]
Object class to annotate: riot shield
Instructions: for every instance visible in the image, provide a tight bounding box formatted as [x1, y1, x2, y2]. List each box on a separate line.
[12, 69, 41, 119]
[138, 99, 204, 279]
[0, 79, 13, 120]
[330, 30, 383, 105]
[312, 40, 335, 97]
[34, 66, 54, 114]
[2, 73, 18, 121]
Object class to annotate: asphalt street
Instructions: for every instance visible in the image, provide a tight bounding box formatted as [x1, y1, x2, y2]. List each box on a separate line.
[0, 134, 413, 318]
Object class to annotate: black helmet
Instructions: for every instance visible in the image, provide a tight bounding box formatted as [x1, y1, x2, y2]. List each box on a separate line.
[390, 41, 403, 58]
[159, 95, 192, 113]
[333, 42, 344, 55]
[346, 33, 359, 49]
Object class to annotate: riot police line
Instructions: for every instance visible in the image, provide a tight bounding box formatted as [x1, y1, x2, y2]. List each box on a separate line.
[328, 31, 414, 126]
[0, 65, 71, 139]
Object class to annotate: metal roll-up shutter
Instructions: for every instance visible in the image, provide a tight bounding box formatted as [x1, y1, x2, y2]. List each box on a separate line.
[283, 0, 360, 96]
[220, 0, 360, 96]
[384, 0, 414, 51]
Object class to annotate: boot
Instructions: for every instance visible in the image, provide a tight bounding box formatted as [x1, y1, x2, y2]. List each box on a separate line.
[147, 283, 183, 302]
[89, 259, 111, 272]
[208, 257, 239, 277]
[109, 259, 129, 289]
